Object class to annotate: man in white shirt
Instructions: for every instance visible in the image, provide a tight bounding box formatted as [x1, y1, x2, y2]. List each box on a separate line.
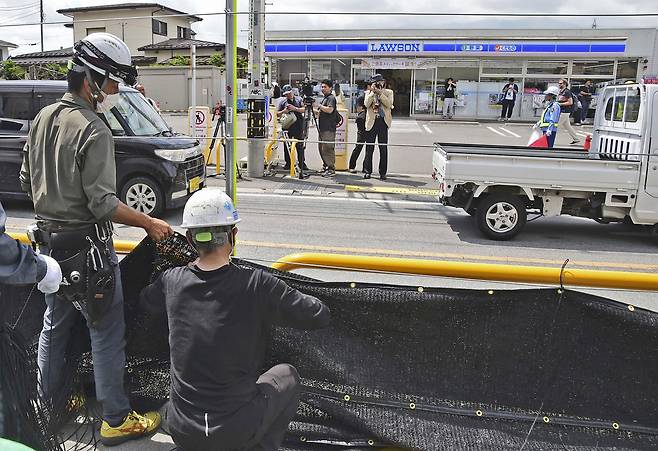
[499, 78, 519, 121]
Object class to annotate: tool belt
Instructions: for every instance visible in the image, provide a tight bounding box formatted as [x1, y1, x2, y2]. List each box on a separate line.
[29, 222, 115, 327]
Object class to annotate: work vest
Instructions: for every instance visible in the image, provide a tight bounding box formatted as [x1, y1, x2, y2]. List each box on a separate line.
[539, 102, 559, 128]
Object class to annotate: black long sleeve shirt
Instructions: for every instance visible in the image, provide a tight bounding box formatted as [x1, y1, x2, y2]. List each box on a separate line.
[140, 263, 330, 421]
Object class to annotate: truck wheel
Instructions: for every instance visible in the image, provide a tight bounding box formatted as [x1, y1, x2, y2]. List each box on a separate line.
[476, 194, 527, 240]
[120, 176, 163, 217]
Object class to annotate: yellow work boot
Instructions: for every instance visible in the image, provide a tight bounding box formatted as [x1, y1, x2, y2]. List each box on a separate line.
[100, 410, 161, 446]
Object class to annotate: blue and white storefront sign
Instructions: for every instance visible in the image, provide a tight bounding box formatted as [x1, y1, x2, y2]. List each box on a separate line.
[264, 40, 627, 56]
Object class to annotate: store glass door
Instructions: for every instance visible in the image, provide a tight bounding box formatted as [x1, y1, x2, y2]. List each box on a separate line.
[350, 67, 374, 113]
[412, 68, 434, 115]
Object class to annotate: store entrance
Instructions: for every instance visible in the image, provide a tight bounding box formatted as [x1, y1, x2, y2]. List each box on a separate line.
[379, 69, 412, 117]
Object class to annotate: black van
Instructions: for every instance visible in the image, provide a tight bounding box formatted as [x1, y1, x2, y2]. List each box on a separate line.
[0, 80, 205, 216]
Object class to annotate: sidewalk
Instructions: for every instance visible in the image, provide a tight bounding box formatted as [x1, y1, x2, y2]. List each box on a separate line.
[204, 165, 438, 201]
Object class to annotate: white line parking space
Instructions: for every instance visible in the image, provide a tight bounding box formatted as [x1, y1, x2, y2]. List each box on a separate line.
[486, 126, 507, 137]
[422, 124, 433, 134]
[500, 127, 521, 138]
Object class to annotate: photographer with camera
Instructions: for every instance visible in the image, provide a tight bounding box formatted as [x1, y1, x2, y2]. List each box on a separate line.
[314, 79, 338, 177]
[277, 85, 308, 176]
[364, 74, 394, 180]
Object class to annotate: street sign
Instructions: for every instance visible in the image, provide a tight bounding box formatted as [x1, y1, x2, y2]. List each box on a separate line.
[189, 106, 212, 160]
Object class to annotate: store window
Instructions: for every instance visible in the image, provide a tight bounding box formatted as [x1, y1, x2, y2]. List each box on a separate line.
[86, 27, 106, 36]
[276, 59, 309, 87]
[616, 60, 639, 80]
[482, 60, 523, 75]
[526, 61, 568, 75]
[572, 60, 614, 77]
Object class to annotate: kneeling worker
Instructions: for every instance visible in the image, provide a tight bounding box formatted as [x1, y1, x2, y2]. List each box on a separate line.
[140, 188, 331, 450]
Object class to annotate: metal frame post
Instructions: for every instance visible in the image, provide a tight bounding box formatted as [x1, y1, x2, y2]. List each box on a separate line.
[225, 0, 238, 201]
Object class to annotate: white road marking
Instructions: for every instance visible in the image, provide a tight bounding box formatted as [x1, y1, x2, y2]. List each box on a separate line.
[238, 192, 440, 207]
[487, 126, 507, 137]
[423, 125, 433, 134]
[392, 121, 424, 134]
[500, 127, 522, 138]
[576, 132, 590, 138]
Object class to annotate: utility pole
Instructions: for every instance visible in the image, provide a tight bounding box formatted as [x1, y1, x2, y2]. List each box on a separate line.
[190, 44, 197, 139]
[246, 0, 266, 177]
[225, 0, 238, 202]
[40, 0, 44, 52]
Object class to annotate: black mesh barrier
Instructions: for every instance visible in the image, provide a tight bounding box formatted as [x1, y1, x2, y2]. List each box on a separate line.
[1, 233, 658, 451]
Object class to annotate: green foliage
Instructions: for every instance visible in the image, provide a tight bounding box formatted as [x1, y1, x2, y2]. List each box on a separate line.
[160, 55, 190, 66]
[0, 60, 26, 80]
[208, 53, 225, 68]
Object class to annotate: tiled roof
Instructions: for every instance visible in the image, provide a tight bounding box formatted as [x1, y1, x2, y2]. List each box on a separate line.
[139, 38, 225, 51]
[57, 3, 202, 22]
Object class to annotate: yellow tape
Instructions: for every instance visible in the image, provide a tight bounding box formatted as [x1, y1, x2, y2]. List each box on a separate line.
[345, 185, 441, 196]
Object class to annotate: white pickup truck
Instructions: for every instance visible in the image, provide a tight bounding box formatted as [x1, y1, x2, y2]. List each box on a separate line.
[432, 82, 658, 240]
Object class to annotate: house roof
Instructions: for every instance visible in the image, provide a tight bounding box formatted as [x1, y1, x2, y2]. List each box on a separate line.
[138, 38, 248, 56]
[0, 40, 18, 49]
[139, 38, 225, 51]
[10, 48, 156, 66]
[57, 3, 202, 22]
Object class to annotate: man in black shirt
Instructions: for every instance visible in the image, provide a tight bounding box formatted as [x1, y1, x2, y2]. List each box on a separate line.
[140, 188, 330, 451]
[442, 78, 457, 119]
[315, 79, 338, 177]
[557, 78, 580, 145]
[578, 79, 594, 124]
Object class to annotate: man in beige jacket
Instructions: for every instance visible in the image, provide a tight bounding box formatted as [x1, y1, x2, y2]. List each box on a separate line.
[363, 74, 394, 180]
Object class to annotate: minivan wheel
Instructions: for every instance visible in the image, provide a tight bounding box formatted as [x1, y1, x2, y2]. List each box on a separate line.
[476, 194, 527, 240]
[120, 176, 163, 217]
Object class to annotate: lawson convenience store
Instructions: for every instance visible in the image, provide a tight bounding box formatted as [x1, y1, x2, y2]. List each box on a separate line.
[265, 28, 658, 120]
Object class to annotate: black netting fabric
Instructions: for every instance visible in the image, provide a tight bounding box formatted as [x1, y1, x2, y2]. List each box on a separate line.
[1, 233, 658, 451]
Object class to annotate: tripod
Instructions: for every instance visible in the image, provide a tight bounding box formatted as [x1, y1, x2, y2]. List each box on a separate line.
[209, 108, 242, 180]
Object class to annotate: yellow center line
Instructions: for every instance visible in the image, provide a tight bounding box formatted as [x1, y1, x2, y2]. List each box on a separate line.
[237, 240, 658, 272]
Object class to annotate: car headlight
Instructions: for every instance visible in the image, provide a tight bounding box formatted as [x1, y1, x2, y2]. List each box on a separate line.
[154, 146, 202, 162]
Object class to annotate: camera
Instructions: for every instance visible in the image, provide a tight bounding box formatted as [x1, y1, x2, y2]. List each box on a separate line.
[373, 81, 384, 90]
[301, 78, 317, 100]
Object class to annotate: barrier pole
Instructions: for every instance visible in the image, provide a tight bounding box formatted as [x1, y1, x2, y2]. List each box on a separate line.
[289, 139, 297, 177]
[272, 252, 658, 292]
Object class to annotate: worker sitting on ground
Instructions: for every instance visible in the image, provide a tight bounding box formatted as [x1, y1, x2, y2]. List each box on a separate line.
[140, 188, 331, 450]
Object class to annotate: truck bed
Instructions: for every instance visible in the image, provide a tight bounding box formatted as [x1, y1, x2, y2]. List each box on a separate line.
[434, 142, 641, 194]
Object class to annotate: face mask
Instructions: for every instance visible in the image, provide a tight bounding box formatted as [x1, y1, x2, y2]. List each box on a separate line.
[95, 92, 120, 114]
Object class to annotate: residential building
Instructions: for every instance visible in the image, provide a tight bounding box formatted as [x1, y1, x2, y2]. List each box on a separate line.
[138, 38, 248, 64]
[57, 3, 202, 56]
[0, 40, 18, 61]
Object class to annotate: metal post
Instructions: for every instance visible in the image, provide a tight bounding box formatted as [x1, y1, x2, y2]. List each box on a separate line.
[247, 0, 266, 177]
[190, 44, 197, 138]
[40, 0, 44, 52]
[225, 0, 238, 201]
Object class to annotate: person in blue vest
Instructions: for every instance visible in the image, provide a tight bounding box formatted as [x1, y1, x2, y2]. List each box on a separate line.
[537, 86, 561, 148]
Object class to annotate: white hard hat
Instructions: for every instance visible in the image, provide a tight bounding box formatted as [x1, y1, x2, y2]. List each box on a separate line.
[544, 86, 560, 96]
[73, 33, 137, 85]
[181, 188, 240, 229]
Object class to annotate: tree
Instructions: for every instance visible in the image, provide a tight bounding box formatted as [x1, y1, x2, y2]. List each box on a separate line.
[0, 60, 26, 80]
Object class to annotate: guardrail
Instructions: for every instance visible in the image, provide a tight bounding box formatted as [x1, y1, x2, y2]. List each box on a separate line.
[9, 233, 658, 291]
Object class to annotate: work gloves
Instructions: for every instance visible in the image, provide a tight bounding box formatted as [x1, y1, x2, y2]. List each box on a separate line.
[37, 254, 63, 294]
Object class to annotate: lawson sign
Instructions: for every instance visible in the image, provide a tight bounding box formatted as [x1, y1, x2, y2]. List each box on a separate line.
[369, 42, 422, 53]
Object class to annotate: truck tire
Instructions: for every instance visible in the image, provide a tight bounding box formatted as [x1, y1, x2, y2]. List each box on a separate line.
[476, 194, 527, 240]
[120, 176, 164, 217]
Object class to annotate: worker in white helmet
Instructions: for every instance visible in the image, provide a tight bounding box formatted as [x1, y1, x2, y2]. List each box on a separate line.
[20, 33, 172, 446]
[140, 188, 331, 450]
[536, 86, 562, 148]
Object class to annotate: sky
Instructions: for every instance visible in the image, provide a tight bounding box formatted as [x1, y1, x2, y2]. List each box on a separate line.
[1, 0, 658, 56]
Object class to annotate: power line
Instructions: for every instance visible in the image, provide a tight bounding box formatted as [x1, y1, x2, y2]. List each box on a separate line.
[2, 10, 658, 28]
[0, 3, 39, 12]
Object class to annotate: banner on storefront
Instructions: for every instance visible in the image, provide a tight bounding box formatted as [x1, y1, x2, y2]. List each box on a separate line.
[360, 58, 438, 70]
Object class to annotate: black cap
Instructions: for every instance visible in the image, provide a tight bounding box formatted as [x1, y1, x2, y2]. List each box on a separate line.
[369, 74, 384, 83]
